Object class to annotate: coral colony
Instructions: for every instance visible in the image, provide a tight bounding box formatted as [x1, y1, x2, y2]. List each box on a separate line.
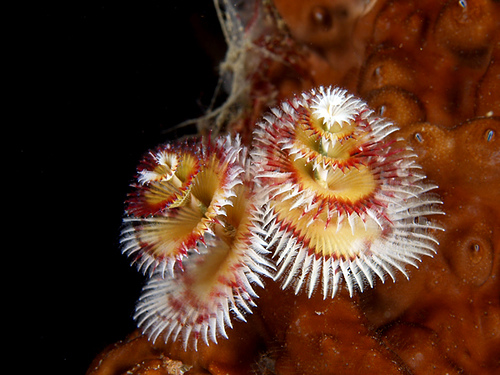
[120, 86, 442, 350]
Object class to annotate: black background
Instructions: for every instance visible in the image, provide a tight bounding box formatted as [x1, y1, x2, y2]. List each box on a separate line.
[16, 1, 225, 373]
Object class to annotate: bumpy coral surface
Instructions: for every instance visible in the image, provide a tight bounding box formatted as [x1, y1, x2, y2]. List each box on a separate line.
[87, 0, 500, 374]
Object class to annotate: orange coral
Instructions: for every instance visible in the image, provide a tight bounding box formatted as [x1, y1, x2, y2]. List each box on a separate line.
[87, 0, 500, 374]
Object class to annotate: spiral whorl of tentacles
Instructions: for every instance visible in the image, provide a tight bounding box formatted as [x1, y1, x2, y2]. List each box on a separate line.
[121, 135, 273, 349]
[252, 86, 443, 299]
[120, 86, 442, 350]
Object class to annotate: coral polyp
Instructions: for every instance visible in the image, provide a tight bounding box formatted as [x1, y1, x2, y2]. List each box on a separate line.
[120, 136, 246, 277]
[253, 86, 443, 298]
[133, 145, 273, 350]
